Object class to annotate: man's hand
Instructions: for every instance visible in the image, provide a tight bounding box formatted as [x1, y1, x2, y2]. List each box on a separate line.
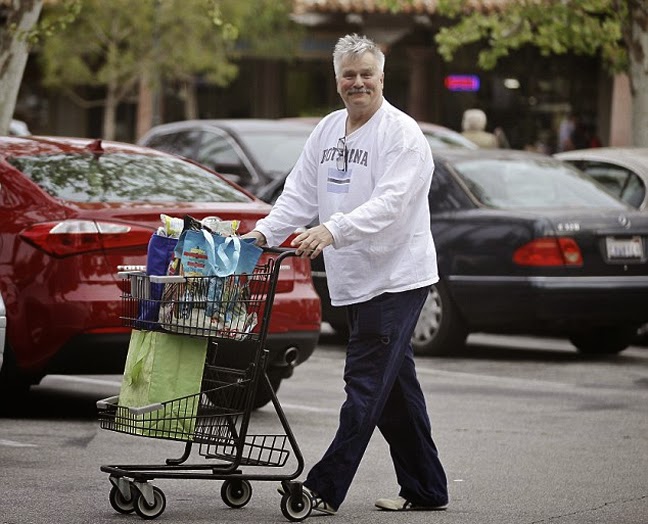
[242, 230, 267, 246]
[291, 225, 334, 259]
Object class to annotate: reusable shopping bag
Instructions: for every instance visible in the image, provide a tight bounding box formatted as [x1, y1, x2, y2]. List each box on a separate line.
[135, 233, 178, 330]
[159, 229, 263, 337]
[117, 329, 208, 440]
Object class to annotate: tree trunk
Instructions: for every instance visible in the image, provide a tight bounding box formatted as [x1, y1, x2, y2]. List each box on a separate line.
[102, 82, 118, 140]
[628, 7, 648, 147]
[136, 70, 154, 141]
[182, 80, 198, 120]
[0, 0, 43, 135]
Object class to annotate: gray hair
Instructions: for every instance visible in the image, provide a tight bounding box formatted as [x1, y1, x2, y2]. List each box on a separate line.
[333, 34, 385, 78]
[462, 109, 487, 132]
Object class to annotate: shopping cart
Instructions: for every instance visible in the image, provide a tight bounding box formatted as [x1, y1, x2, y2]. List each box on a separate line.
[97, 248, 315, 522]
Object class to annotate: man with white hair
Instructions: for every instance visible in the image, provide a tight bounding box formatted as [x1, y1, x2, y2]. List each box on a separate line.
[245, 33, 449, 515]
[461, 108, 499, 148]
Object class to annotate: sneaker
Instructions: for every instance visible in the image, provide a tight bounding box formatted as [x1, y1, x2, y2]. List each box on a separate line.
[278, 484, 337, 515]
[375, 495, 448, 511]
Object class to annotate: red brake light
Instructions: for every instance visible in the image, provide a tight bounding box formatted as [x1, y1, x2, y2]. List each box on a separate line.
[513, 237, 583, 267]
[20, 220, 152, 257]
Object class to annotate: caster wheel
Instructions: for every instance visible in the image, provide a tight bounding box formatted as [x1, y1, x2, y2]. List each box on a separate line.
[134, 486, 166, 519]
[109, 484, 136, 514]
[280, 491, 312, 522]
[221, 479, 252, 508]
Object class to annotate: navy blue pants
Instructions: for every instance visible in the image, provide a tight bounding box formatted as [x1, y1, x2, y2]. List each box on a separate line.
[304, 286, 448, 510]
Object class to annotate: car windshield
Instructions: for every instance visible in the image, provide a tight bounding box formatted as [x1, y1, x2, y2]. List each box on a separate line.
[7, 153, 250, 203]
[236, 130, 310, 176]
[452, 157, 627, 209]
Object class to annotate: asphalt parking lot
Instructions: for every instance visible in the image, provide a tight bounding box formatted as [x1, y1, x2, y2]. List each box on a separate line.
[1, 332, 647, 524]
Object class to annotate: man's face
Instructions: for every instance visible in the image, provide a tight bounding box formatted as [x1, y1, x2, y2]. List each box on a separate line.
[336, 52, 384, 113]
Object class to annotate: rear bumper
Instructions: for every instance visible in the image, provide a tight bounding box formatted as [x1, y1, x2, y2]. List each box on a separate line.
[44, 328, 319, 378]
[449, 275, 648, 330]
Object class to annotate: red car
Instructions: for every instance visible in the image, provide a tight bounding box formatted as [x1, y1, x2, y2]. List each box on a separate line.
[0, 136, 321, 407]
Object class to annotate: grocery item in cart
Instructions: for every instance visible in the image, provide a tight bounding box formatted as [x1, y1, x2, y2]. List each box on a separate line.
[159, 228, 263, 337]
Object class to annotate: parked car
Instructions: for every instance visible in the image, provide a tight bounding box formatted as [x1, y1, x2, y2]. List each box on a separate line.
[138, 119, 314, 198]
[282, 116, 477, 150]
[417, 121, 479, 150]
[0, 294, 5, 373]
[555, 147, 648, 211]
[0, 136, 321, 408]
[257, 118, 476, 204]
[316, 149, 648, 355]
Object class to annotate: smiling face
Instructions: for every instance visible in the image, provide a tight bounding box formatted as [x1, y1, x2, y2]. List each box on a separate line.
[336, 51, 384, 118]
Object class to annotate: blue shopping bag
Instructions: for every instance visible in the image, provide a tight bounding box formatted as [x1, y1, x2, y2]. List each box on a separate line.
[136, 233, 178, 329]
[214, 235, 263, 276]
[173, 229, 262, 277]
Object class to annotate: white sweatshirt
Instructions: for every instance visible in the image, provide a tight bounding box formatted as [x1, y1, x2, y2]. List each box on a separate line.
[254, 99, 439, 306]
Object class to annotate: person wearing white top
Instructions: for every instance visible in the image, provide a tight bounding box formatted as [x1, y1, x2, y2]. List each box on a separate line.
[244, 34, 448, 514]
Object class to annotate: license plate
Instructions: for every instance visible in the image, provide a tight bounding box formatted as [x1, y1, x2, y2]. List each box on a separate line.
[605, 236, 644, 260]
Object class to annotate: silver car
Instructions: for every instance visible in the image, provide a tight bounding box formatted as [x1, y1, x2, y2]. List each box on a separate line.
[555, 147, 648, 211]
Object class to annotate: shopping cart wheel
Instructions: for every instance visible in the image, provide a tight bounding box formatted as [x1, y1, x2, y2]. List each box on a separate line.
[134, 486, 166, 520]
[109, 484, 136, 514]
[280, 491, 312, 522]
[221, 479, 253, 508]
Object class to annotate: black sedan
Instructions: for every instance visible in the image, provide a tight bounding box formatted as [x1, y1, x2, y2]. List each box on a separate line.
[138, 119, 313, 197]
[318, 149, 648, 356]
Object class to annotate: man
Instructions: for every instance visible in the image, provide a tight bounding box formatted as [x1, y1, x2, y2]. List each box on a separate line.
[461, 108, 499, 148]
[244, 34, 449, 514]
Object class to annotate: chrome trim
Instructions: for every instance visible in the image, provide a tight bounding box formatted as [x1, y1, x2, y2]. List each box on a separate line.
[447, 275, 648, 289]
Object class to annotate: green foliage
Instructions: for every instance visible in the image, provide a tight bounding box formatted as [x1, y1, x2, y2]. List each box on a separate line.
[38, 0, 300, 92]
[434, 0, 631, 73]
[7, 0, 81, 46]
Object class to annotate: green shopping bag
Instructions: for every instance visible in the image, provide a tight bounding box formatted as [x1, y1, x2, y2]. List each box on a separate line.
[118, 330, 208, 440]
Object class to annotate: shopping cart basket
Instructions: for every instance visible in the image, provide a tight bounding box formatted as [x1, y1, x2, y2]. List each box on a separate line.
[97, 248, 315, 521]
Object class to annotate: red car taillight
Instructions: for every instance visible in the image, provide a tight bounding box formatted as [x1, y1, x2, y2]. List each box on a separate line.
[513, 237, 583, 267]
[20, 219, 152, 257]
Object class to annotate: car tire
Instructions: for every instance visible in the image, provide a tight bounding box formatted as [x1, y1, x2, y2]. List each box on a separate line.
[0, 345, 32, 407]
[411, 282, 468, 356]
[252, 368, 283, 409]
[569, 326, 637, 355]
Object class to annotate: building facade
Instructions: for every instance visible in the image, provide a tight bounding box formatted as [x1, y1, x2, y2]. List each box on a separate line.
[14, 0, 631, 151]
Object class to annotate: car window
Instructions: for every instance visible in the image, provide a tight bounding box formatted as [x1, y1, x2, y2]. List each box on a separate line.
[197, 131, 253, 186]
[143, 130, 201, 158]
[621, 172, 645, 208]
[579, 161, 629, 195]
[452, 157, 627, 209]
[236, 130, 310, 176]
[7, 153, 250, 203]
[578, 160, 645, 209]
[429, 165, 473, 212]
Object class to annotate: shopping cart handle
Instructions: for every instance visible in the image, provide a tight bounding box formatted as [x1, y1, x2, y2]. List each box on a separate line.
[262, 246, 299, 255]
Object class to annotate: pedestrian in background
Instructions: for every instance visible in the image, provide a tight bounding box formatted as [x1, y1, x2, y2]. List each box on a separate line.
[244, 33, 449, 515]
[557, 112, 576, 152]
[461, 108, 499, 148]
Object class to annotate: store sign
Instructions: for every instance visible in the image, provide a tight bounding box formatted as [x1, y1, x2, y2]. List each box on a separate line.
[444, 75, 480, 92]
